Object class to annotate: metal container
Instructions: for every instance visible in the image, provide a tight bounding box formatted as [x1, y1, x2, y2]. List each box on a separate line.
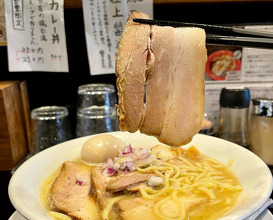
[249, 98, 273, 165]
[218, 87, 250, 148]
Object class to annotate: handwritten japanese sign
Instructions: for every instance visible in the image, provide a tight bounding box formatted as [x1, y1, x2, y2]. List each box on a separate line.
[5, 0, 68, 72]
[0, 0, 6, 45]
[241, 25, 273, 82]
[82, 0, 153, 75]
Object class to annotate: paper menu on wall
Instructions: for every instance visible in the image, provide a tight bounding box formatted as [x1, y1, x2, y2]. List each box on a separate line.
[5, 0, 68, 72]
[82, 0, 153, 76]
[241, 25, 273, 82]
[205, 25, 273, 84]
[0, 0, 6, 45]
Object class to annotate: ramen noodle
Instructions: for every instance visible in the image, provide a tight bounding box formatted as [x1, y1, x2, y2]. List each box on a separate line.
[41, 144, 242, 220]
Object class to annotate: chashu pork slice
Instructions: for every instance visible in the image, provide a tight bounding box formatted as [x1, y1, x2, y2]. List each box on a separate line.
[116, 11, 207, 147]
[50, 161, 100, 220]
[115, 11, 154, 132]
[140, 26, 206, 146]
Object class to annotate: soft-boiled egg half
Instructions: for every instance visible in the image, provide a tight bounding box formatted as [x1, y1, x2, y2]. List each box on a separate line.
[80, 134, 127, 164]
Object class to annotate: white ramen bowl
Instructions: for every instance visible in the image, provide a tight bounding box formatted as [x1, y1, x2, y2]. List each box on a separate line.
[9, 131, 273, 220]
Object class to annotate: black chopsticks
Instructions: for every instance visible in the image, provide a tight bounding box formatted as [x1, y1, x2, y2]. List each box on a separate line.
[133, 18, 273, 50]
[206, 35, 273, 50]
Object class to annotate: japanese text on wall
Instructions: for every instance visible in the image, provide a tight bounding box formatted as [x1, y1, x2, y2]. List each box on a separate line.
[5, 0, 68, 72]
[83, 0, 153, 75]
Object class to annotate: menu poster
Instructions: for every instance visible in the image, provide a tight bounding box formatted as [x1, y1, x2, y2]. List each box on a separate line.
[205, 45, 242, 82]
[5, 0, 68, 72]
[241, 25, 273, 83]
[0, 0, 6, 45]
[205, 25, 273, 84]
[83, 0, 153, 75]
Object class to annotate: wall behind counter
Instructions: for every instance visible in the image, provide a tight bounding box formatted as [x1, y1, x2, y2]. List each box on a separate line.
[0, 2, 272, 135]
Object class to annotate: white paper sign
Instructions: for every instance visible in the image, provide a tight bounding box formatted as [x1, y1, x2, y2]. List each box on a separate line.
[83, 0, 153, 75]
[241, 25, 273, 82]
[0, 0, 6, 45]
[5, 0, 68, 72]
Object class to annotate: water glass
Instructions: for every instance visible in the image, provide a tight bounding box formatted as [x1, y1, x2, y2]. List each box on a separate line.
[76, 106, 119, 137]
[31, 106, 72, 153]
[77, 83, 117, 112]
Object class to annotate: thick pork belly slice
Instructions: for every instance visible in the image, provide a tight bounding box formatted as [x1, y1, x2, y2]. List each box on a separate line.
[115, 11, 153, 132]
[111, 197, 158, 220]
[90, 166, 114, 209]
[106, 171, 152, 193]
[50, 161, 100, 220]
[140, 26, 206, 147]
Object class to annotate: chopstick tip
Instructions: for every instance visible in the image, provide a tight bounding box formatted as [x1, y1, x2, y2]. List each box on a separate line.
[133, 18, 153, 25]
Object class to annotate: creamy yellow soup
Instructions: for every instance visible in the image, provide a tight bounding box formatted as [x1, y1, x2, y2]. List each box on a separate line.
[41, 145, 242, 220]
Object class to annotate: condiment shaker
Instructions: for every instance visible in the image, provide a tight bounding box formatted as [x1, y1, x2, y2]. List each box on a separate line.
[218, 87, 250, 148]
[249, 98, 273, 165]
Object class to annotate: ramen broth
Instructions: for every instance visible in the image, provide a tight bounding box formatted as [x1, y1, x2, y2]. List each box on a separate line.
[41, 145, 242, 220]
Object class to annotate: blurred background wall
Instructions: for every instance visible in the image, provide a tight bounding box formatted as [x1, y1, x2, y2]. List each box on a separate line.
[0, 1, 272, 136]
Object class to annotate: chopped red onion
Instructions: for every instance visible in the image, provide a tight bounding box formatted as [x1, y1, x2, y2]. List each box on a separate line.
[104, 167, 116, 176]
[121, 161, 136, 172]
[136, 156, 153, 167]
[75, 179, 83, 185]
[102, 144, 158, 176]
[103, 157, 114, 169]
[123, 144, 133, 155]
[113, 162, 121, 171]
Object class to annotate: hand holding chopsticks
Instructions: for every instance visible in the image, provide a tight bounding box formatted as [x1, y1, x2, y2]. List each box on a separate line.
[133, 18, 273, 50]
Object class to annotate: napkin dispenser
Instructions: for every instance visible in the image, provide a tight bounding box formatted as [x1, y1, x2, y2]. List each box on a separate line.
[0, 81, 31, 170]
